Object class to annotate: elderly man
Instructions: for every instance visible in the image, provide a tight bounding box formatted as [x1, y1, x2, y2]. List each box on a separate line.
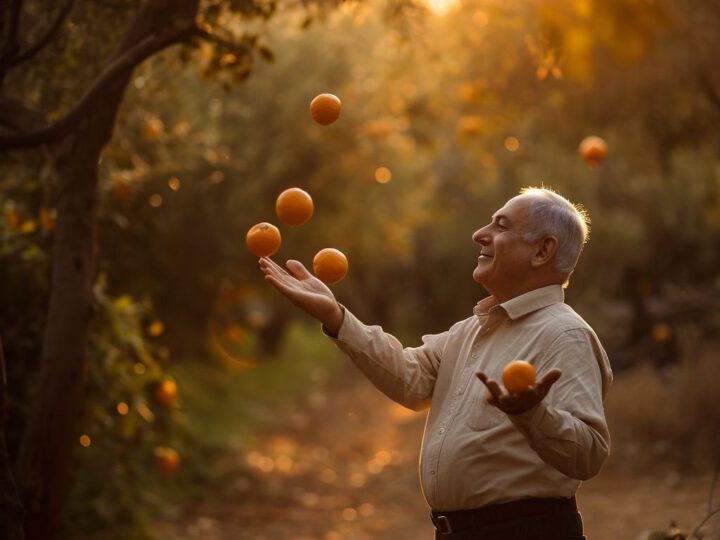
[259, 187, 612, 539]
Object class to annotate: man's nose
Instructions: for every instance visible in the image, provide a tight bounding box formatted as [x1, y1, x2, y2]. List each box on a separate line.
[472, 227, 490, 245]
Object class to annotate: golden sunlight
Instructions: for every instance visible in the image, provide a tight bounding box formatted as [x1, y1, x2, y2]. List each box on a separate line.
[424, 0, 459, 16]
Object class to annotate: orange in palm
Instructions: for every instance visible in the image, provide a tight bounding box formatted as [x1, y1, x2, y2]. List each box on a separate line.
[313, 248, 348, 284]
[276, 187, 314, 226]
[310, 93, 342, 125]
[246, 222, 281, 257]
[502, 360, 537, 394]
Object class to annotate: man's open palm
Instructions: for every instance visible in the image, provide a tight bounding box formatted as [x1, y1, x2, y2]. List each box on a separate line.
[259, 257, 343, 332]
[476, 369, 562, 415]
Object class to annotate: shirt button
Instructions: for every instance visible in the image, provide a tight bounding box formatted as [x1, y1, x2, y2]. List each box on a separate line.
[439, 428, 445, 435]
[430, 470, 436, 475]
[471, 353, 479, 359]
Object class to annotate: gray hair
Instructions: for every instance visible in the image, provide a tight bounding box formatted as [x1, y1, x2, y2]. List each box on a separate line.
[518, 187, 590, 275]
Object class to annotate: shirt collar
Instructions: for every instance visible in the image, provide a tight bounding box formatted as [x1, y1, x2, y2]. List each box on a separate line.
[473, 284, 565, 321]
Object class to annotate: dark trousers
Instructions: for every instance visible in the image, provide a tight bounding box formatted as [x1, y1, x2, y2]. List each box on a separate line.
[432, 497, 586, 540]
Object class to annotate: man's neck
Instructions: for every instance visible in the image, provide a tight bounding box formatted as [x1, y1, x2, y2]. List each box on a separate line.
[485, 278, 563, 304]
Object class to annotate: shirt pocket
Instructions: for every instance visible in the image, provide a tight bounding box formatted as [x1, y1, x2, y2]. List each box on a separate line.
[466, 378, 506, 431]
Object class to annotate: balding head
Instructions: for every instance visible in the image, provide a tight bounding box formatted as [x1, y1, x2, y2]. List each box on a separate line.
[515, 187, 590, 280]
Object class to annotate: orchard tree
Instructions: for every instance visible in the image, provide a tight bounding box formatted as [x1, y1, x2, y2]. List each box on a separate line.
[0, 0, 310, 537]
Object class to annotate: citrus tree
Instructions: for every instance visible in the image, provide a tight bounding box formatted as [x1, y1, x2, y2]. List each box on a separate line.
[0, 0, 323, 537]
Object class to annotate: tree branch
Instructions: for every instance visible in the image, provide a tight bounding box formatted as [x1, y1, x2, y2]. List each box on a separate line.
[0, 0, 23, 78]
[0, 96, 47, 132]
[0, 20, 199, 151]
[8, 0, 75, 68]
[194, 27, 255, 57]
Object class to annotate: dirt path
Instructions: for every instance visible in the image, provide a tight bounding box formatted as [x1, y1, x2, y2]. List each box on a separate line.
[153, 372, 717, 540]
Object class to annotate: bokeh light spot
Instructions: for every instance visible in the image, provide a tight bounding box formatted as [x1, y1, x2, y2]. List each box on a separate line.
[168, 177, 181, 191]
[319, 468, 338, 484]
[341, 507, 358, 521]
[472, 10, 489, 26]
[374, 167, 392, 184]
[149, 194, 163, 208]
[505, 136, 520, 152]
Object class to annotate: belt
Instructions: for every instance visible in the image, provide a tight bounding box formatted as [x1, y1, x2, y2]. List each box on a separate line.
[431, 496, 578, 535]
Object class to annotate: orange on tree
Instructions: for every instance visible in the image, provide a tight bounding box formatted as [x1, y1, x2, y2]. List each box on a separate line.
[502, 359, 537, 394]
[4, 208, 21, 230]
[276, 187, 314, 226]
[651, 322, 672, 343]
[310, 93, 342, 125]
[144, 117, 165, 140]
[578, 135, 608, 166]
[154, 446, 180, 475]
[154, 379, 179, 408]
[246, 222, 281, 257]
[313, 248, 348, 284]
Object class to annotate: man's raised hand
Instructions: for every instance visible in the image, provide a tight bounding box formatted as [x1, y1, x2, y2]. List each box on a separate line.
[259, 257, 344, 335]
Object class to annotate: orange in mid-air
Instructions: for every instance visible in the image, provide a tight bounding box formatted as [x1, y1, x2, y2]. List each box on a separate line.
[310, 93, 342, 125]
[246, 222, 281, 257]
[502, 360, 537, 394]
[579, 135, 608, 166]
[313, 248, 348, 284]
[154, 446, 180, 475]
[276, 187, 314, 226]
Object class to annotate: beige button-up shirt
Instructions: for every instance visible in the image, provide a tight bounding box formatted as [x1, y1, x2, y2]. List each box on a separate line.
[329, 284, 612, 511]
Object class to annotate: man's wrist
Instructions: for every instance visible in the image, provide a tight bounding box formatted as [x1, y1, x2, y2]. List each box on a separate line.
[322, 304, 345, 337]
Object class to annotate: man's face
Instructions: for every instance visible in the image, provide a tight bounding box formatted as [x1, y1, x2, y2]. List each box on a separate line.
[472, 195, 539, 298]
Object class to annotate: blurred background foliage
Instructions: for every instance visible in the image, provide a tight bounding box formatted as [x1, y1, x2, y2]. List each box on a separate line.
[2, 0, 720, 537]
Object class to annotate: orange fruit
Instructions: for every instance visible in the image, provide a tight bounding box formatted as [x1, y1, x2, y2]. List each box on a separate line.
[113, 181, 133, 202]
[154, 446, 180, 475]
[651, 322, 672, 343]
[310, 93, 342, 125]
[276, 187, 314, 226]
[39, 208, 57, 233]
[144, 117, 165, 140]
[154, 379, 179, 408]
[246, 222, 281, 257]
[4, 208, 21, 230]
[502, 360, 537, 394]
[313, 248, 348, 284]
[578, 135, 608, 166]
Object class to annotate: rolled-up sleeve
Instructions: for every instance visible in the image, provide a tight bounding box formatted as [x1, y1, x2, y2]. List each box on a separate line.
[325, 308, 446, 411]
[508, 328, 612, 480]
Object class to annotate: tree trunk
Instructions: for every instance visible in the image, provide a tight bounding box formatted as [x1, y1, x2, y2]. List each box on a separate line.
[13, 2, 200, 537]
[14, 111, 120, 540]
[0, 336, 24, 540]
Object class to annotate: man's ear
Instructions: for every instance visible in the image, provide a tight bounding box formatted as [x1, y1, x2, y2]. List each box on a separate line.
[531, 235, 558, 268]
